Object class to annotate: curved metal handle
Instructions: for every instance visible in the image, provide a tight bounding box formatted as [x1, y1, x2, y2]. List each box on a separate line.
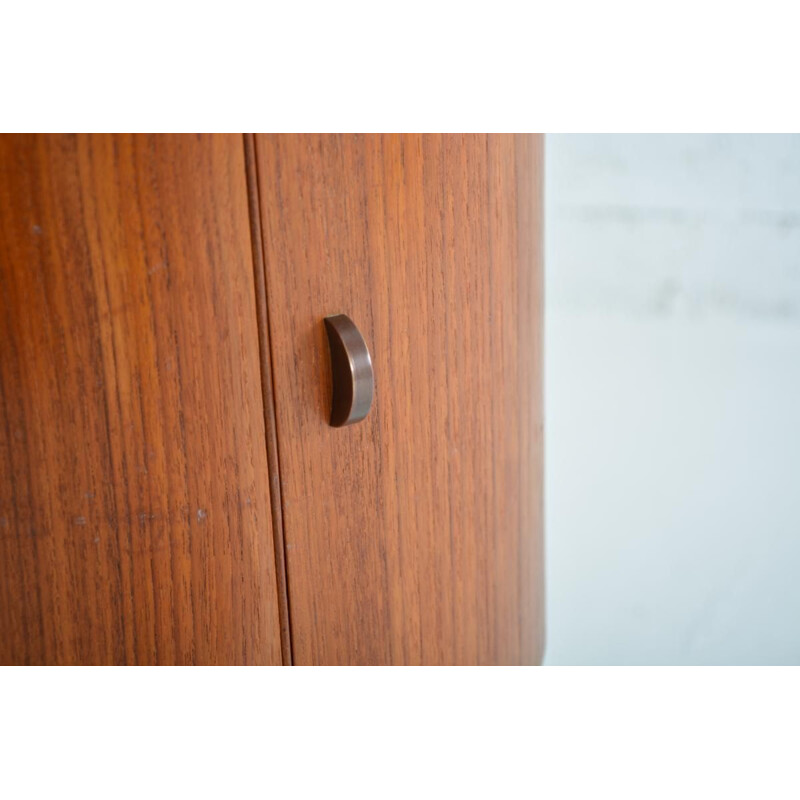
[324, 314, 374, 427]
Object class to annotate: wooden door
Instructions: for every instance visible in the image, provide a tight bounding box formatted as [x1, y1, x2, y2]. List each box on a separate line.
[253, 134, 544, 664]
[0, 134, 284, 664]
[1, 133, 543, 665]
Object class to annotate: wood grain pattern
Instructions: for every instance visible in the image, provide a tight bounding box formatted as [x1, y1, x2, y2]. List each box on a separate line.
[254, 134, 544, 664]
[0, 134, 283, 664]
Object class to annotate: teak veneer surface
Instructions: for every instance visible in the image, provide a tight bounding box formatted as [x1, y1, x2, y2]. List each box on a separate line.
[254, 134, 544, 665]
[0, 133, 543, 665]
[0, 134, 283, 664]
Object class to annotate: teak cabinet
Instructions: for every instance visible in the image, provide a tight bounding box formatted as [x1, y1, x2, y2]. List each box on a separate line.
[0, 134, 543, 665]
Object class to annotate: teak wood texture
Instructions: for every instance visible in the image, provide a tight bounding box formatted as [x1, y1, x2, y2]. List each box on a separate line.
[0, 133, 543, 665]
[254, 134, 544, 664]
[0, 134, 283, 664]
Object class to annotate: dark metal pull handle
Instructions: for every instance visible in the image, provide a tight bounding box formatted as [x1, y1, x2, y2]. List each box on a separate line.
[324, 314, 374, 427]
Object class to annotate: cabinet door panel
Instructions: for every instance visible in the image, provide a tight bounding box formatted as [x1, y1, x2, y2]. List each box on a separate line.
[0, 134, 283, 664]
[255, 134, 543, 664]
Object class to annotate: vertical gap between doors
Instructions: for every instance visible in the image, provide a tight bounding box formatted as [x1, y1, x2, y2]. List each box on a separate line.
[243, 133, 294, 665]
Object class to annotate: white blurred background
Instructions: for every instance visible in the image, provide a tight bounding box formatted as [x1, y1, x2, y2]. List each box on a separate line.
[544, 134, 800, 664]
